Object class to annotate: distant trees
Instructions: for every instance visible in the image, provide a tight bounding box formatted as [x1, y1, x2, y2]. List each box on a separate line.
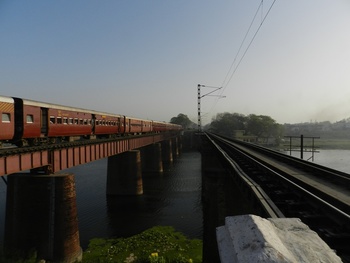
[210, 113, 246, 136]
[284, 120, 350, 139]
[170, 113, 196, 129]
[208, 112, 284, 145]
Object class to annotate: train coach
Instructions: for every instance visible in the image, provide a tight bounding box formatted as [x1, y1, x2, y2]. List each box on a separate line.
[0, 96, 182, 147]
[0, 96, 15, 144]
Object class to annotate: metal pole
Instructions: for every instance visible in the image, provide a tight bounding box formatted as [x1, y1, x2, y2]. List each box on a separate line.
[197, 84, 201, 132]
[300, 134, 304, 159]
[312, 137, 315, 162]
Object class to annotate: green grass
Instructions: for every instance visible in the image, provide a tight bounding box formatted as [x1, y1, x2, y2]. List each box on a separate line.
[82, 226, 202, 263]
[316, 138, 350, 149]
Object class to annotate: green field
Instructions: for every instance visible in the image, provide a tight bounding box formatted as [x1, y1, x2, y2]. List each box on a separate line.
[315, 138, 350, 149]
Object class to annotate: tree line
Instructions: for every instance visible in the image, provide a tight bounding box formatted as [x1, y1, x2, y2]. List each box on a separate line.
[171, 112, 350, 147]
[170, 112, 284, 146]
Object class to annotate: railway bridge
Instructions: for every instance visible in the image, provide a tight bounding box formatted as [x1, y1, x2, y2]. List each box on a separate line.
[201, 132, 349, 262]
[0, 132, 182, 262]
[1, 130, 350, 262]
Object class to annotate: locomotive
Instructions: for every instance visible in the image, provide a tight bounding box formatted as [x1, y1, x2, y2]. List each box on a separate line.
[0, 95, 182, 147]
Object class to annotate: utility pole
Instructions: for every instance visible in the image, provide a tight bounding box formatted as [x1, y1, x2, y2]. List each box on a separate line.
[197, 84, 225, 132]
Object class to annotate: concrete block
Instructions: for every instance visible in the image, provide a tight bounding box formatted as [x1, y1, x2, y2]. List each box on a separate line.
[216, 214, 342, 263]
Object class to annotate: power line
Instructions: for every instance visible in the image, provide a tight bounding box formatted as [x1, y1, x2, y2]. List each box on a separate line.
[206, 0, 277, 117]
[221, 0, 264, 88]
[223, 0, 277, 91]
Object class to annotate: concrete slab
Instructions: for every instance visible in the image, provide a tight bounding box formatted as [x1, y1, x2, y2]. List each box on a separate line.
[216, 214, 342, 263]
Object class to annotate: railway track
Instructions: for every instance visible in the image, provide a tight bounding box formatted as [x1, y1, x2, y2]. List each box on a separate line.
[206, 132, 350, 262]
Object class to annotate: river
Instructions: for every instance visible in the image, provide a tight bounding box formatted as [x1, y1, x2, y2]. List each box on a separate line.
[286, 149, 350, 174]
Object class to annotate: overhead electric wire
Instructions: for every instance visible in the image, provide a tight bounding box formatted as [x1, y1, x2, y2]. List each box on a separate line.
[221, 0, 264, 89]
[223, 0, 277, 91]
[207, 0, 277, 118]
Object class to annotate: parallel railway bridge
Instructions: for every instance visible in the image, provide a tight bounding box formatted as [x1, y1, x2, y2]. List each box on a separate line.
[0, 131, 182, 262]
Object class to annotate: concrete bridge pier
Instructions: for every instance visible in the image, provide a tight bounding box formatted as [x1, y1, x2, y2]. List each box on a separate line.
[4, 173, 82, 263]
[142, 143, 163, 173]
[172, 136, 180, 157]
[161, 139, 173, 165]
[106, 150, 143, 195]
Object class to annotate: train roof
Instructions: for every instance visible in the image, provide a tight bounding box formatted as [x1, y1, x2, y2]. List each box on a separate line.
[0, 95, 14, 103]
[22, 98, 123, 118]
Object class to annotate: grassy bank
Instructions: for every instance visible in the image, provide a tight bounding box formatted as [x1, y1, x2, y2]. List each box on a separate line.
[83, 226, 202, 263]
[316, 138, 350, 149]
[279, 138, 350, 150]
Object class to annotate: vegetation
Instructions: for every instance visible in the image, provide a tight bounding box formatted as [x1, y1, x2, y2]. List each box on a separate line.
[82, 226, 202, 263]
[208, 112, 284, 146]
[172, 110, 350, 149]
[170, 114, 196, 130]
[0, 227, 201, 263]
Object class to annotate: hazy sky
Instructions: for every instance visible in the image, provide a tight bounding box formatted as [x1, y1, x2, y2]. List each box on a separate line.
[1, 1, 349, 124]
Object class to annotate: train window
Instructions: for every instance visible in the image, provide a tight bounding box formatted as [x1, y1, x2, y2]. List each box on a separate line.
[79, 119, 83, 125]
[69, 118, 73, 125]
[63, 117, 68, 125]
[74, 118, 78, 124]
[50, 116, 56, 124]
[88, 119, 91, 125]
[84, 119, 88, 125]
[57, 117, 62, 124]
[2, 113, 11, 123]
[26, 115, 34, 123]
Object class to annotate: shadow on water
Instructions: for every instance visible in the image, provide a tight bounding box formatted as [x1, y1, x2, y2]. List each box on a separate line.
[105, 154, 203, 241]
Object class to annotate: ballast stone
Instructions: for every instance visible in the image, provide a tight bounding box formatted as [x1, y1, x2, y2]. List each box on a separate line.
[216, 214, 342, 263]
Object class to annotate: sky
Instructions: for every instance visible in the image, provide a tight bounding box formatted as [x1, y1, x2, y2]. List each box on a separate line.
[1, 1, 350, 125]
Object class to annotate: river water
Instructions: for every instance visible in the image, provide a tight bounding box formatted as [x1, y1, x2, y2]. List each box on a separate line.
[286, 149, 350, 174]
[0, 151, 203, 249]
[1, 148, 350, 251]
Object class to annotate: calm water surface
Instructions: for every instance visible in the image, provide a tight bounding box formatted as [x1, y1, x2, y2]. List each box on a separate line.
[287, 149, 350, 174]
[0, 151, 203, 249]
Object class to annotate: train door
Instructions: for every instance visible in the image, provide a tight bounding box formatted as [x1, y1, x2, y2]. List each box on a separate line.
[41, 108, 48, 136]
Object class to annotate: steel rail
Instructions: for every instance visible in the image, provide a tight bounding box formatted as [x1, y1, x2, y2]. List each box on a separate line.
[207, 132, 350, 261]
[209, 133, 350, 222]
[205, 133, 284, 218]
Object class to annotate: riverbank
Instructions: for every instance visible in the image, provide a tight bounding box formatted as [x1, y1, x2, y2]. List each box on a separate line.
[0, 226, 202, 263]
[279, 138, 350, 151]
[316, 138, 350, 149]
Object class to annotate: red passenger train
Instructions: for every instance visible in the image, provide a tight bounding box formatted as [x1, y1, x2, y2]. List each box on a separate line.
[0, 95, 182, 147]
